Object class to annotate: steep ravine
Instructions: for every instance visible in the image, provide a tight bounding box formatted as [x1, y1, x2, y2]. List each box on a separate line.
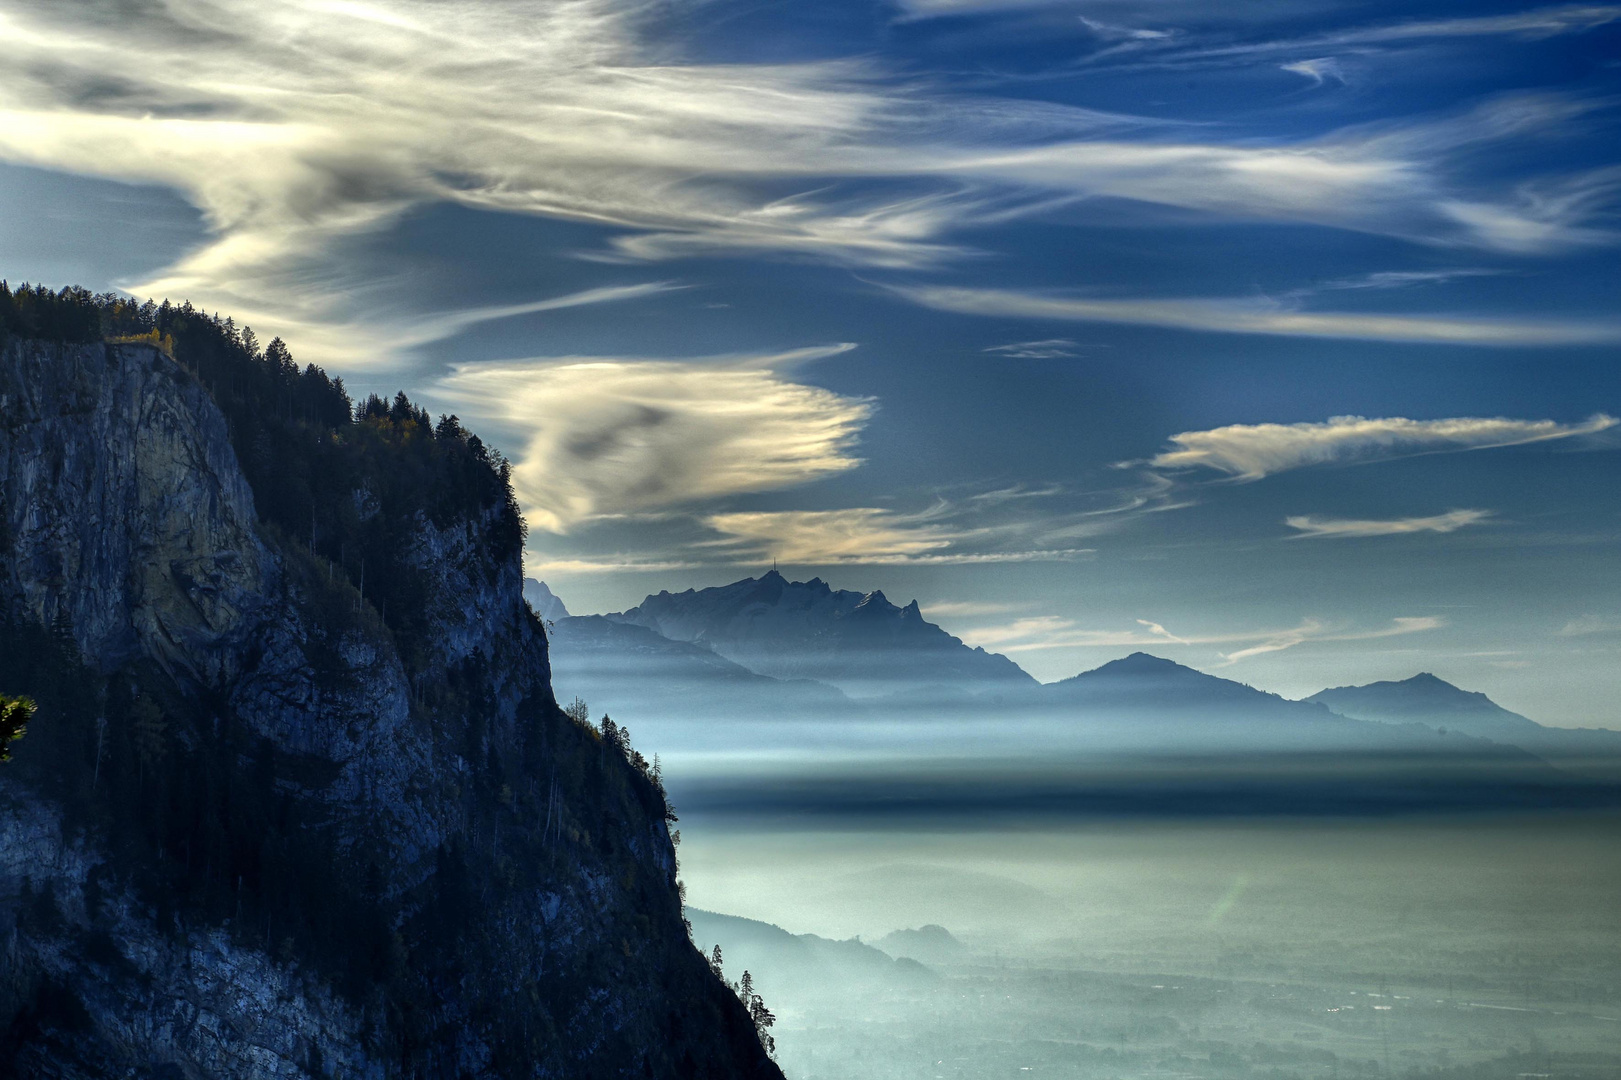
[0, 335, 781, 1078]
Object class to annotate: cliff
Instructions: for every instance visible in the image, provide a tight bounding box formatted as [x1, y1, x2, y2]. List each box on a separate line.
[0, 324, 780, 1077]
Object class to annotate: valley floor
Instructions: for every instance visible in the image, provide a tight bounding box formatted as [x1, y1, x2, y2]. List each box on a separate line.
[680, 813, 1621, 1080]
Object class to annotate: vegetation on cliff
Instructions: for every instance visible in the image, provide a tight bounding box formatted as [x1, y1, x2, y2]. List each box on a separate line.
[0, 282, 780, 1077]
[0, 281, 522, 677]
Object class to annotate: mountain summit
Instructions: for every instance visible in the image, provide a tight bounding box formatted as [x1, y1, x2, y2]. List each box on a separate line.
[522, 576, 571, 622]
[610, 571, 1034, 698]
[1307, 673, 1621, 767]
[1307, 673, 1542, 741]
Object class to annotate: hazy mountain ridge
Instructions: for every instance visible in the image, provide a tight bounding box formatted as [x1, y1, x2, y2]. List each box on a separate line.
[547, 613, 854, 721]
[0, 317, 778, 1078]
[686, 909, 934, 997]
[522, 576, 570, 622]
[1308, 672, 1621, 769]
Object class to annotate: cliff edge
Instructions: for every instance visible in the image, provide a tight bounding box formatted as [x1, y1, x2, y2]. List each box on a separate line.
[0, 292, 780, 1079]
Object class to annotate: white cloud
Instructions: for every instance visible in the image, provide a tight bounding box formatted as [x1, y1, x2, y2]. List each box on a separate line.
[1217, 616, 1443, 665]
[1558, 614, 1621, 637]
[983, 339, 1083, 359]
[702, 507, 1088, 565]
[1145, 414, 1617, 480]
[1318, 268, 1506, 290]
[897, 285, 1621, 346]
[524, 555, 704, 575]
[1284, 508, 1494, 539]
[924, 599, 1028, 618]
[955, 612, 1443, 662]
[1281, 58, 1346, 87]
[433, 345, 870, 533]
[0, 0, 1615, 361]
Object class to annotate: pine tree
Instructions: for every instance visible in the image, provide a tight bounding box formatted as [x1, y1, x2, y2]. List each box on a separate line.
[0, 695, 34, 762]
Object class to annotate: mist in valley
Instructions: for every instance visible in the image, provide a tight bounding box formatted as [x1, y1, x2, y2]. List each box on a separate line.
[679, 813, 1621, 1080]
[538, 573, 1621, 1078]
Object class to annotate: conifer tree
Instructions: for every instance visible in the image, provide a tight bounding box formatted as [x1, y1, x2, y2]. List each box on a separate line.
[0, 695, 34, 762]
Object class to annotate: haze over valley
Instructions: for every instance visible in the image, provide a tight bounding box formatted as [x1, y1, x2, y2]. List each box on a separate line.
[3, 0, 1619, 1075]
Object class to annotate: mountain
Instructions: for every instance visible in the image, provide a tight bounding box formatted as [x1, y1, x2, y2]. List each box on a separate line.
[1043, 652, 1315, 716]
[876, 924, 967, 966]
[1025, 653, 1556, 760]
[1308, 673, 1621, 769]
[0, 292, 777, 1079]
[547, 614, 853, 723]
[610, 571, 1034, 700]
[686, 909, 933, 996]
[522, 576, 570, 622]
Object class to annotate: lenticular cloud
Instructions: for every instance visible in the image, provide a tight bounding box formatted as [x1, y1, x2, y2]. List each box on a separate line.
[1146, 414, 1618, 480]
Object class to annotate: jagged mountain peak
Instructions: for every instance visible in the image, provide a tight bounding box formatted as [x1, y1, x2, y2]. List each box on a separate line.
[522, 576, 570, 622]
[610, 572, 1033, 697]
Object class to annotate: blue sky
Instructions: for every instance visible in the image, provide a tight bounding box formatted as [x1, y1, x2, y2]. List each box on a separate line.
[2, 0, 1619, 723]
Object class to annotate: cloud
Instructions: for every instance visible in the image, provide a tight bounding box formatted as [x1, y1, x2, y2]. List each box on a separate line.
[1144, 414, 1617, 480]
[1281, 58, 1346, 87]
[1, 0, 1616, 362]
[1078, 16, 1173, 42]
[433, 345, 870, 533]
[1318, 268, 1506, 290]
[924, 600, 1029, 618]
[1217, 616, 1443, 665]
[1119, 5, 1621, 68]
[397, 283, 684, 352]
[1558, 614, 1621, 636]
[1268, 5, 1621, 48]
[1284, 508, 1494, 539]
[896, 285, 1621, 346]
[701, 507, 1088, 565]
[956, 612, 1443, 662]
[983, 339, 1083, 359]
[524, 555, 704, 575]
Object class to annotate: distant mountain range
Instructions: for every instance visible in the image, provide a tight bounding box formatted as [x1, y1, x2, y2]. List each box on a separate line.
[530, 572, 1618, 770]
[607, 570, 1034, 700]
[686, 909, 935, 996]
[546, 612, 852, 722]
[522, 577, 570, 622]
[1309, 673, 1621, 770]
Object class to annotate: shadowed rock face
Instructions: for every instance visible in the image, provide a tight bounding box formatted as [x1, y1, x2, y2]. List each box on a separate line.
[0, 339, 780, 1079]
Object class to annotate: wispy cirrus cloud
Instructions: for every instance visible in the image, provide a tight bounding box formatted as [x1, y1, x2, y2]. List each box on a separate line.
[434, 344, 869, 533]
[896, 285, 1621, 346]
[701, 507, 1089, 566]
[1142, 414, 1617, 480]
[956, 612, 1444, 665]
[1557, 614, 1621, 636]
[1, 0, 1616, 362]
[983, 339, 1084, 359]
[1281, 58, 1347, 87]
[1284, 509, 1494, 539]
[1217, 616, 1444, 665]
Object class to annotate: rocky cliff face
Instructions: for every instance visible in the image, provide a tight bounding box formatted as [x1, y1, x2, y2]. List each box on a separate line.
[0, 338, 779, 1078]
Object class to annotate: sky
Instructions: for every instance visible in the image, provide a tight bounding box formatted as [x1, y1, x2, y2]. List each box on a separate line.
[1, 0, 1619, 724]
